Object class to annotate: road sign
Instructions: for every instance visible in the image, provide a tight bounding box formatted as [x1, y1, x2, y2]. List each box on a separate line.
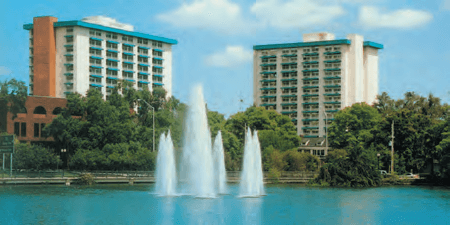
[0, 135, 15, 154]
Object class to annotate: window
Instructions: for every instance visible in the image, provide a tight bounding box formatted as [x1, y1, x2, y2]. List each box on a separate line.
[66, 36, 73, 42]
[303, 48, 310, 53]
[107, 79, 118, 85]
[66, 65, 73, 71]
[138, 65, 148, 72]
[153, 41, 162, 47]
[89, 67, 102, 74]
[34, 123, 40, 137]
[89, 48, 101, 56]
[90, 39, 101, 46]
[41, 123, 46, 137]
[106, 33, 117, 39]
[107, 60, 118, 67]
[123, 54, 133, 61]
[282, 65, 289, 70]
[89, 77, 101, 83]
[138, 74, 148, 80]
[96, 31, 101, 37]
[66, 47, 73, 52]
[152, 76, 163, 82]
[107, 51, 118, 58]
[14, 122, 20, 136]
[107, 42, 118, 49]
[123, 71, 133, 79]
[89, 29, 96, 35]
[282, 50, 289, 54]
[90, 58, 101, 65]
[152, 58, 162, 65]
[123, 45, 133, 52]
[138, 48, 148, 54]
[138, 82, 148, 88]
[122, 35, 133, 42]
[138, 38, 149, 45]
[21, 122, 26, 137]
[66, 27, 73, 32]
[66, 55, 73, 61]
[152, 67, 163, 73]
[138, 56, 148, 63]
[107, 69, 118, 76]
[152, 50, 162, 57]
[123, 63, 133, 70]
[262, 58, 268, 63]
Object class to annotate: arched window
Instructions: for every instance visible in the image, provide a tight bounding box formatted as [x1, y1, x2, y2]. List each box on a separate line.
[33, 106, 47, 115]
[52, 107, 62, 115]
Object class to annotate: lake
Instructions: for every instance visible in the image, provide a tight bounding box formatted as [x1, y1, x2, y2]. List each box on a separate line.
[1, 184, 449, 224]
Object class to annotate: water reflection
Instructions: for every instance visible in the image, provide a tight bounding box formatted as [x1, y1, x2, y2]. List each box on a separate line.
[241, 197, 262, 224]
[159, 197, 174, 225]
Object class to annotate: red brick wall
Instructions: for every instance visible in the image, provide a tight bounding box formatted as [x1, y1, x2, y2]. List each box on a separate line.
[6, 96, 67, 142]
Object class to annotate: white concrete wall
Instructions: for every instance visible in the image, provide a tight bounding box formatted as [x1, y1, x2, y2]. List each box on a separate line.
[163, 43, 173, 98]
[54, 27, 66, 98]
[346, 34, 364, 104]
[363, 47, 379, 105]
[74, 27, 91, 97]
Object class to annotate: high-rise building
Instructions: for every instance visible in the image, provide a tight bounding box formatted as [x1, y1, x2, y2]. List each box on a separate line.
[253, 32, 383, 139]
[23, 16, 177, 99]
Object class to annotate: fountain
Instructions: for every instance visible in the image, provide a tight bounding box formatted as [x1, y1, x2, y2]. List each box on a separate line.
[155, 84, 263, 198]
[213, 131, 228, 194]
[179, 85, 216, 198]
[239, 128, 265, 197]
[155, 131, 177, 196]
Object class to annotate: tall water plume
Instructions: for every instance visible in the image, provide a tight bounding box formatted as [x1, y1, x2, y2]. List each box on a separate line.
[239, 128, 265, 197]
[180, 85, 216, 198]
[213, 131, 227, 194]
[155, 131, 177, 196]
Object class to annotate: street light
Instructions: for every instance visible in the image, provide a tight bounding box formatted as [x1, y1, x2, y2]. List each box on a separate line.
[377, 153, 380, 170]
[138, 99, 155, 152]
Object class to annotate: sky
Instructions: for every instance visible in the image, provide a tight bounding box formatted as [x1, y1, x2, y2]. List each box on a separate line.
[1, 0, 449, 117]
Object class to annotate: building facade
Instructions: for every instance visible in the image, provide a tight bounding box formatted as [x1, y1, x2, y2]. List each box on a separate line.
[253, 32, 383, 139]
[23, 16, 177, 99]
[4, 96, 67, 144]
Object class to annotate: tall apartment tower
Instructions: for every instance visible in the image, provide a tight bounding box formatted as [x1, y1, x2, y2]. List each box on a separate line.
[23, 16, 177, 99]
[253, 32, 383, 138]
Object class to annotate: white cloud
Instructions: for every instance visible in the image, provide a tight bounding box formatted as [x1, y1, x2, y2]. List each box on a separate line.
[205, 46, 252, 68]
[156, 0, 255, 34]
[441, 0, 450, 11]
[0, 66, 11, 76]
[82, 16, 134, 31]
[358, 6, 433, 29]
[250, 0, 345, 29]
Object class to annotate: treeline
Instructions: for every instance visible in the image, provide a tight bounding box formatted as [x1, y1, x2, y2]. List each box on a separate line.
[314, 92, 450, 187]
[34, 82, 308, 172]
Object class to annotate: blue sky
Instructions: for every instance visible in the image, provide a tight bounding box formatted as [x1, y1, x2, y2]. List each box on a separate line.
[1, 0, 449, 116]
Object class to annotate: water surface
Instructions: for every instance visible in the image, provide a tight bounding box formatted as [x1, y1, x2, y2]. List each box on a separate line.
[1, 184, 449, 224]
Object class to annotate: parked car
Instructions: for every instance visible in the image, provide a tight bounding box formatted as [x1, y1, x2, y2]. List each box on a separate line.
[405, 173, 419, 179]
[379, 170, 387, 176]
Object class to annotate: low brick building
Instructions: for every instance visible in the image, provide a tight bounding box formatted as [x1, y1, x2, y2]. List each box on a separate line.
[4, 96, 67, 143]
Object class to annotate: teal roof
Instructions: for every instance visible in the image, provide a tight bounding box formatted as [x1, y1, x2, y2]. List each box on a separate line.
[254, 39, 351, 50]
[363, 41, 383, 49]
[23, 20, 177, 45]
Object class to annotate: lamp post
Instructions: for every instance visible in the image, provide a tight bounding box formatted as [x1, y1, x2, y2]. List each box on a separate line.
[377, 153, 380, 170]
[138, 99, 155, 152]
[323, 110, 328, 155]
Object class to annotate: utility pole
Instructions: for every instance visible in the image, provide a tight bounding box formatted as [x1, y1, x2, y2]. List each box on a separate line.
[391, 120, 394, 174]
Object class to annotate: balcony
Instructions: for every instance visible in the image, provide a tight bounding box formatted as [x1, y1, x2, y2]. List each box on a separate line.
[323, 84, 341, 88]
[281, 102, 297, 106]
[302, 110, 319, 113]
[260, 63, 276, 67]
[324, 68, 341, 72]
[302, 69, 319, 73]
[324, 93, 341, 96]
[260, 55, 276, 59]
[281, 78, 297, 82]
[323, 76, 341, 80]
[323, 51, 341, 55]
[302, 85, 319, 89]
[281, 111, 297, 115]
[260, 79, 276, 83]
[302, 118, 319, 122]
[302, 77, 319, 81]
[260, 103, 276, 107]
[302, 52, 319, 56]
[260, 87, 276, 91]
[324, 101, 341, 104]
[260, 95, 276, 99]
